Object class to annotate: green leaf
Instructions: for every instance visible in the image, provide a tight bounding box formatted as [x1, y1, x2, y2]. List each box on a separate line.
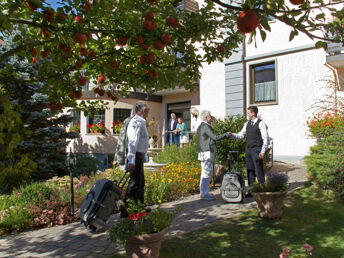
[289, 30, 296, 42]
[260, 29, 267, 42]
[260, 18, 271, 32]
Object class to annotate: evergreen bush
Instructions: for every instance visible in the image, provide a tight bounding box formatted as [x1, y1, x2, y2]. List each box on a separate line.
[73, 154, 100, 177]
[304, 130, 344, 200]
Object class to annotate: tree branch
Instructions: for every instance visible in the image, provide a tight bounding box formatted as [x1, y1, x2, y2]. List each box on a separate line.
[0, 39, 55, 63]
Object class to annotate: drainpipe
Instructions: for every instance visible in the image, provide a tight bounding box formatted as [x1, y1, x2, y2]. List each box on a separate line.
[242, 36, 247, 114]
[324, 63, 339, 112]
[241, 0, 247, 114]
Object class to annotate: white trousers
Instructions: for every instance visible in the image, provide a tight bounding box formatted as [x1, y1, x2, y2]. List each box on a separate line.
[200, 160, 213, 197]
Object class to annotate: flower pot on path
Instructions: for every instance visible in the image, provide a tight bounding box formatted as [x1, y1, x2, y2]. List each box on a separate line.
[125, 229, 166, 258]
[252, 191, 287, 219]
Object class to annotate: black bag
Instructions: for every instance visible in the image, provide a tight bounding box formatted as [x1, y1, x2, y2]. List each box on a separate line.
[221, 151, 245, 203]
[78, 172, 129, 233]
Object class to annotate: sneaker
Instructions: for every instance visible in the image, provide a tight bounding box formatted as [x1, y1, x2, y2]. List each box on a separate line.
[201, 193, 216, 201]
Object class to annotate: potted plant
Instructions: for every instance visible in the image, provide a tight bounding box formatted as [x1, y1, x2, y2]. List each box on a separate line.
[87, 122, 105, 134]
[108, 200, 181, 258]
[69, 123, 80, 133]
[112, 120, 123, 134]
[249, 172, 289, 219]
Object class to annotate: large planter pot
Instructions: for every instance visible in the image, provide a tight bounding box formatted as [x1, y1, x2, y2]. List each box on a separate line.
[125, 229, 166, 258]
[252, 191, 287, 219]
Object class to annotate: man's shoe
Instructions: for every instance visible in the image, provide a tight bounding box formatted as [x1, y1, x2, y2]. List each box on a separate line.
[245, 193, 253, 198]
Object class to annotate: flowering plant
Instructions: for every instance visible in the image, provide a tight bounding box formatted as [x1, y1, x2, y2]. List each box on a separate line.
[280, 243, 313, 258]
[111, 120, 123, 134]
[69, 123, 80, 133]
[107, 200, 181, 245]
[87, 122, 105, 133]
[249, 172, 289, 193]
[306, 111, 344, 138]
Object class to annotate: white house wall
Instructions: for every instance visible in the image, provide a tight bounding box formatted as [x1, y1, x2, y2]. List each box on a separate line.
[245, 49, 334, 159]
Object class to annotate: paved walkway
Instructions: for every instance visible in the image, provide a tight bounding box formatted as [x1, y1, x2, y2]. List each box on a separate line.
[0, 161, 307, 258]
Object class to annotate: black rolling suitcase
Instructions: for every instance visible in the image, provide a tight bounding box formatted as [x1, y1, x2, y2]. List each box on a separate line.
[78, 172, 129, 233]
[221, 151, 245, 203]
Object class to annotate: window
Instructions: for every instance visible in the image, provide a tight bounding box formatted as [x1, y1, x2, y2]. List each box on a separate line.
[113, 108, 131, 123]
[87, 110, 105, 133]
[69, 110, 81, 127]
[250, 62, 277, 104]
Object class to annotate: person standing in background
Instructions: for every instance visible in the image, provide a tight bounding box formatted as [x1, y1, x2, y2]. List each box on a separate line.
[176, 117, 189, 148]
[167, 113, 178, 146]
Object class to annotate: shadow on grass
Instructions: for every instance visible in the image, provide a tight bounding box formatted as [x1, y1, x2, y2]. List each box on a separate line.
[159, 184, 344, 258]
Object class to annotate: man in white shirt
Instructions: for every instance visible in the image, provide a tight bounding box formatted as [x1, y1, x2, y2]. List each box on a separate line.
[229, 106, 269, 196]
[121, 101, 149, 217]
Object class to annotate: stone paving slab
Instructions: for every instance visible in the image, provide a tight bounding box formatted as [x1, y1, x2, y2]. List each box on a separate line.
[0, 161, 307, 257]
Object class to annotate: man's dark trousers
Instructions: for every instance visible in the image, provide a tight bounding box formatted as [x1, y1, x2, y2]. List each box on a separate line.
[121, 152, 145, 217]
[246, 146, 265, 186]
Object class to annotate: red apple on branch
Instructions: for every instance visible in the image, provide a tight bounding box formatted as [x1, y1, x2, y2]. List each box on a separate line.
[73, 33, 87, 44]
[161, 34, 171, 45]
[43, 10, 55, 22]
[110, 62, 119, 69]
[153, 40, 165, 50]
[136, 35, 144, 45]
[236, 10, 259, 34]
[41, 29, 51, 39]
[290, 0, 305, 5]
[57, 12, 67, 21]
[75, 60, 83, 69]
[77, 77, 87, 86]
[79, 47, 88, 56]
[116, 36, 128, 46]
[74, 15, 83, 24]
[83, 2, 91, 11]
[29, 48, 38, 57]
[166, 17, 179, 28]
[145, 11, 155, 21]
[97, 74, 106, 84]
[40, 50, 49, 58]
[146, 69, 157, 78]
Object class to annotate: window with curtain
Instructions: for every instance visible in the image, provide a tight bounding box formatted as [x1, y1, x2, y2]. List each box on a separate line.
[87, 110, 105, 132]
[250, 62, 277, 104]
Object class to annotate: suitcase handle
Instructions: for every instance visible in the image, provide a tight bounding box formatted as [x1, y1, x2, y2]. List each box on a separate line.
[227, 151, 239, 172]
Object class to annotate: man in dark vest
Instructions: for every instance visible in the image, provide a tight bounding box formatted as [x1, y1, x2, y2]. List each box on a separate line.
[230, 106, 270, 197]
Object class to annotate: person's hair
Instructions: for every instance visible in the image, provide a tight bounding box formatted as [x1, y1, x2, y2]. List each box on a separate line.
[171, 113, 176, 118]
[201, 110, 211, 121]
[135, 101, 148, 114]
[248, 106, 258, 116]
[177, 117, 183, 122]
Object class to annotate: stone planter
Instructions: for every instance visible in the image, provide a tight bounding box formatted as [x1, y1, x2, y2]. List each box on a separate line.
[252, 191, 287, 219]
[125, 229, 166, 258]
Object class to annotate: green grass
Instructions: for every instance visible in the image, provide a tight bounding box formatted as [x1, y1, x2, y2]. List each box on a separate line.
[111, 184, 344, 258]
[157, 184, 344, 258]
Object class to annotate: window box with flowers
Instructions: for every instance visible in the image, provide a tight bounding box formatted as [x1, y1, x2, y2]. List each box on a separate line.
[112, 120, 123, 134]
[87, 122, 105, 134]
[69, 123, 80, 133]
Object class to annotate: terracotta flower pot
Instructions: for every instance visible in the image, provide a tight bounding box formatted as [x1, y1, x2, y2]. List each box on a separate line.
[252, 191, 287, 219]
[125, 229, 166, 258]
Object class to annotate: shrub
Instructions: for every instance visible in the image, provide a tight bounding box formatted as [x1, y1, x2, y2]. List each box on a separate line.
[16, 182, 55, 206]
[154, 136, 198, 164]
[144, 162, 201, 205]
[306, 111, 344, 138]
[212, 115, 247, 171]
[0, 206, 32, 234]
[73, 154, 100, 177]
[304, 129, 344, 200]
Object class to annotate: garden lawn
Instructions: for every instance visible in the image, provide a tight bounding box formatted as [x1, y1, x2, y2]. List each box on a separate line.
[112, 184, 344, 257]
